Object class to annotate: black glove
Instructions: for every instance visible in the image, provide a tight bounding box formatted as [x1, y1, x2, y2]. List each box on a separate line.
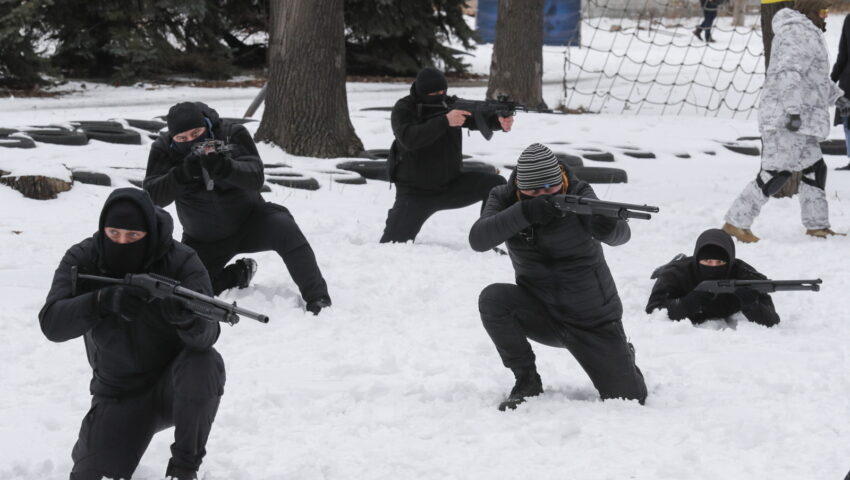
[520, 196, 561, 225]
[785, 114, 802, 132]
[306, 296, 332, 316]
[836, 97, 850, 118]
[97, 286, 150, 321]
[200, 153, 233, 179]
[733, 287, 760, 309]
[160, 296, 195, 329]
[174, 154, 203, 184]
[666, 290, 713, 320]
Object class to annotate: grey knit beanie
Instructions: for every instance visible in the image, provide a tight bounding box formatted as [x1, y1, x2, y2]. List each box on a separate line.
[515, 143, 562, 190]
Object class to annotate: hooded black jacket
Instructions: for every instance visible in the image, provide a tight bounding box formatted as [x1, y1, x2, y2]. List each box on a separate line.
[38, 189, 220, 398]
[469, 162, 630, 326]
[143, 102, 265, 242]
[645, 229, 780, 326]
[390, 84, 502, 192]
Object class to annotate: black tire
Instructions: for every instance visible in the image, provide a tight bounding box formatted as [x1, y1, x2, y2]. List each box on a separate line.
[548, 141, 570, 145]
[722, 143, 760, 156]
[335, 160, 390, 181]
[623, 151, 656, 159]
[582, 152, 615, 162]
[675, 153, 691, 158]
[264, 162, 292, 169]
[572, 166, 628, 184]
[361, 107, 395, 112]
[128, 179, 144, 188]
[72, 171, 111, 186]
[83, 127, 142, 145]
[124, 119, 167, 132]
[221, 117, 258, 125]
[0, 128, 19, 137]
[0, 135, 36, 149]
[24, 129, 88, 146]
[261, 184, 271, 193]
[365, 148, 391, 159]
[316, 169, 368, 185]
[820, 139, 846, 156]
[736, 136, 761, 142]
[554, 152, 584, 167]
[267, 176, 320, 190]
[70, 120, 124, 130]
[460, 161, 498, 175]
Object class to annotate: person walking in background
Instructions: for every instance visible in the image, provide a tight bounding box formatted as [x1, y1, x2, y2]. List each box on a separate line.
[723, 0, 847, 242]
[694, 0, 726, 43]
[831, 13, 850, 171]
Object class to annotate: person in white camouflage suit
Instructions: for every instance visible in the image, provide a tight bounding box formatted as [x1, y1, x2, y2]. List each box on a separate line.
[723, 0, 849, 242]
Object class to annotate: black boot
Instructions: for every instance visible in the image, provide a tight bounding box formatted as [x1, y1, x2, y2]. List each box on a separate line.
[705, 31, 715, 43]
[693, 27, 702, 40]
[498, 365, 544, 411]
[306, 295, 332, 316]
[837, 162, 850, 171]
[165, 459, 198, 480]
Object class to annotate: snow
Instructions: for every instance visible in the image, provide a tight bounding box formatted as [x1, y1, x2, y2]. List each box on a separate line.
[1, 14, 850, 480]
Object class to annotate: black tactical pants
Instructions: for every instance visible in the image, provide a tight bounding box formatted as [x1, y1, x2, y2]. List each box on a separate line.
[479, 283, 647, 403]
[70, 348, 226, 480]
[380, 172, 507, 243]
[185, 201, 328, 300]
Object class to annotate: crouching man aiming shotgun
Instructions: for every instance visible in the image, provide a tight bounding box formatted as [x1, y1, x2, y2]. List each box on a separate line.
[469, 143, 649, 411]
[39, 188, 226, 480]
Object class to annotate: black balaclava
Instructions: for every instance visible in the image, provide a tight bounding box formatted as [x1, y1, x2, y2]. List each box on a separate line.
[102, 199, 149, 276]
[693, 228, 735, 281]
[414, 67, 448, 104]
[794, 0, 831, 32]
[167, 102, 207, 155]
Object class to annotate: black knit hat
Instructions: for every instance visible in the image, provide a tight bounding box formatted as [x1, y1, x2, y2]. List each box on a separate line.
[167, 102, 205, 136]
[414, 67, 448, 97]
[103, 199, 148, 232]
[515, 143, 563, 190]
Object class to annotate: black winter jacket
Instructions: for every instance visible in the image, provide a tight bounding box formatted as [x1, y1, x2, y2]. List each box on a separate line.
[390, 85, 502, 193]
[645, 229, 780, 326]
[469, 163, 630, 326]
[143, 102, 265, 241]
[831, 15, 850, 125]
[38, 189, 220, 398]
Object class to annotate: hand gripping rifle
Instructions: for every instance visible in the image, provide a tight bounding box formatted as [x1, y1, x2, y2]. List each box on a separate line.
[191, 139, 235, 191]
[548, 194, 660, 221]
[422, 95, 560, 140]
[71, 266, 269, 325]
[694, 278, 822, 296]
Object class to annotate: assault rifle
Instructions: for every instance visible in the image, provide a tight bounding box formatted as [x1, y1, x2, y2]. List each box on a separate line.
[694, 279, 822, 296]
[191, 139, 234, 191]
[549, 194, 660, 221]
[422, 95, 560, 140]
[70, 266, 269, 325]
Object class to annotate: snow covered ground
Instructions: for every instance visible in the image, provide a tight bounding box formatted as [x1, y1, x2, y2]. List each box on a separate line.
[2, 15, 850, 480]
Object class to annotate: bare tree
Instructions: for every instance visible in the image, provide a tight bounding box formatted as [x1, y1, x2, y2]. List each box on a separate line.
[255, 0, 363, 158]
[486, 0, 546, 108]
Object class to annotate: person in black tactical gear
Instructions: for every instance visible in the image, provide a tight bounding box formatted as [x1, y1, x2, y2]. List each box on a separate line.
[645, 228, 780, 327]
[39, 188, 225, 480]
[469, 143, 647, 411]
[144, 101, 331, 315]
[380, 67, 514, 243]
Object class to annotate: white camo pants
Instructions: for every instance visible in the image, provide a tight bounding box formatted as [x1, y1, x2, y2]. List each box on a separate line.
[724, 170, 829, 230]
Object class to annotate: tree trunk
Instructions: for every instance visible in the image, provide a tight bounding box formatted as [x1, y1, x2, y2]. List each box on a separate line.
[732, 0, 745, 27]
[760, 1, 795, 70]
[486, 0, 546, 109]
[254, 0, 363, 158]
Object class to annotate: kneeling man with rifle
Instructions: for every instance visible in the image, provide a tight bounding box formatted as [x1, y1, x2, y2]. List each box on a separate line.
[38, 188, 260, 480]
[469, 143, 650, 411]
[645, 228, 820, 327]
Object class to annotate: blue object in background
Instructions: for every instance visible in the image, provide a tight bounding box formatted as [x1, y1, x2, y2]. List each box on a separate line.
[476, 0, 582, 46]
